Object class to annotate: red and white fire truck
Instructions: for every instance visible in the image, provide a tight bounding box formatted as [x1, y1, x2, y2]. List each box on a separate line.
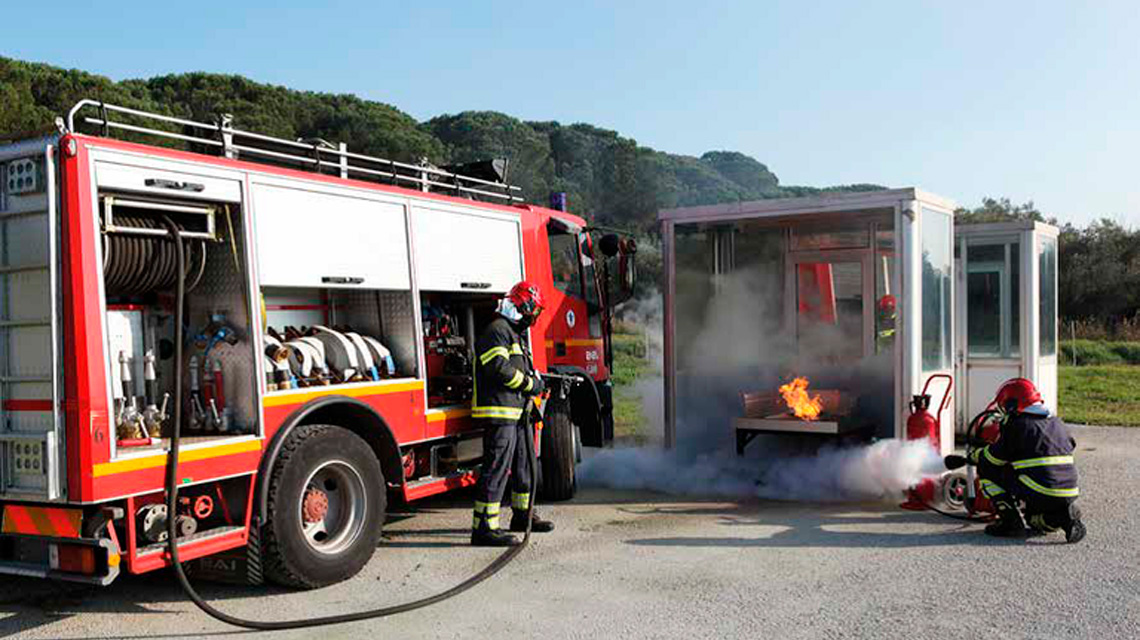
[0, 101, 636, 586]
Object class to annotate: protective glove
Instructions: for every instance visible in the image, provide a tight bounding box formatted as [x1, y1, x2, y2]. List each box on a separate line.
[943, 454, 968, 470]
[525, 375, 545, 397]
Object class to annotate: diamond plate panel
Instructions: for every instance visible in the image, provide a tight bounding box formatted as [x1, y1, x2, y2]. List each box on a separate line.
[330, 289, 418, 377]
[187, 207, 257, 433]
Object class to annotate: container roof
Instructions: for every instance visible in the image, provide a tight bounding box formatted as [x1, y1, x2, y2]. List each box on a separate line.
[658, 187, 957, 224]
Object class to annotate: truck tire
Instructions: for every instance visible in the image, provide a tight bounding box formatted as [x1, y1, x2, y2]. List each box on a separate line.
[540, 401, 577, 501]
[262, 424, 386, 589]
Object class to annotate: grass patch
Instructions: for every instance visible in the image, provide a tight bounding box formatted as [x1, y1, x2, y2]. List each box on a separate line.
[1059, 365, 1140, 426]
[611, 331, 653, 441]
[1060, 340, 1140, 366]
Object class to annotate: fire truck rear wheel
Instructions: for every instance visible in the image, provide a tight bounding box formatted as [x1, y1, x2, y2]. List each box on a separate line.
[540, 402, 577, 502]
[262, 424, 386, 589]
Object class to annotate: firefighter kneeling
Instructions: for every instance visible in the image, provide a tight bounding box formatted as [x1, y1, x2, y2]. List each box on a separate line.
[949, 378, 1086, 543]
[470, 281, 556, 547]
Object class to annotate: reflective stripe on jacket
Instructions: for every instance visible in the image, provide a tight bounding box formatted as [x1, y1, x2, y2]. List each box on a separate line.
[472, 317, 540, 423]
[974, 413, 1079, 498]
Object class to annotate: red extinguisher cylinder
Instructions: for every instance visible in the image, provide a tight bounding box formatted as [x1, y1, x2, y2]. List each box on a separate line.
[907, 394, 939, 448]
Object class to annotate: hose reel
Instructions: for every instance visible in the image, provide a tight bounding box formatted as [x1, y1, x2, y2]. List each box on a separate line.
[100, 195, 219, 297]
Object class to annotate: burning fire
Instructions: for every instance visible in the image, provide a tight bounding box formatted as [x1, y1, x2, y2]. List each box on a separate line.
[779, 377, 823, 421]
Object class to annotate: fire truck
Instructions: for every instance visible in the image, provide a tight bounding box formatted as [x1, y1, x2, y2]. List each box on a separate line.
[0, 101, 636, 587]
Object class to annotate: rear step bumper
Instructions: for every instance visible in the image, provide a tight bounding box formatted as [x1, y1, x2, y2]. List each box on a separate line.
[0, 532, 121, 586]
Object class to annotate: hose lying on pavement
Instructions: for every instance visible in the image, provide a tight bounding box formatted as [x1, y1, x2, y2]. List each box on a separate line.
[161, 215, 536, 630]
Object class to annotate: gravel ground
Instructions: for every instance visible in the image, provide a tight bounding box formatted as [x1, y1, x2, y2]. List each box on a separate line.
[2, 425, 1137, 640]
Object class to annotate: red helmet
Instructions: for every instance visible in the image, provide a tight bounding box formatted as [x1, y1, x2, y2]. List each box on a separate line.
[878, 294, 897, 314]
[994, 378, 1043, 414]
[508, 280, 545, 323]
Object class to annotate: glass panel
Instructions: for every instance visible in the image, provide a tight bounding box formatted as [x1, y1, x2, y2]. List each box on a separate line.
[1010, 243, 1020, 356]
[581, 236, 600, 311]
[797, 261, 864, 361]
[967, 244, 1004, 357]
[548, 232, 581, 297]
[1040, 238, 1057, 356]
[921, 209, 953, 370]
[875, 227, 896, 353]
[791, 227, 869, 251]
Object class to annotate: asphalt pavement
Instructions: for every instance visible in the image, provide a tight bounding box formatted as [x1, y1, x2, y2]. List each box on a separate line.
[2, 425, 1137, 640]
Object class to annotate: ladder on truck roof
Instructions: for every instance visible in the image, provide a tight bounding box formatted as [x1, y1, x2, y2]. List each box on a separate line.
[65, 99, 525, 203]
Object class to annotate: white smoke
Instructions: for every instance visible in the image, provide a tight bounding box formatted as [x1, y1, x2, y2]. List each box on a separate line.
[581, 249, 947, 503]
[578, 438, 944, 502]
[754, 438, 946, 501]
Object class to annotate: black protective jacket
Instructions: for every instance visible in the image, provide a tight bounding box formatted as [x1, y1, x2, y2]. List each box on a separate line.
[472, 317, 541, 424]
[972, 411, 1079, 499]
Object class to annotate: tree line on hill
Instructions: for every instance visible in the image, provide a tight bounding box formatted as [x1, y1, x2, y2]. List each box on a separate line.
[2, 56, 1136, 329]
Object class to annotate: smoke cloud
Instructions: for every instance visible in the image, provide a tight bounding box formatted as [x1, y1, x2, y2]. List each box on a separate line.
[583, 255, 943, 503]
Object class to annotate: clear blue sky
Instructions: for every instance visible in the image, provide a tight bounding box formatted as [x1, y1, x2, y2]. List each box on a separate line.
[4, 1, 1137, 226]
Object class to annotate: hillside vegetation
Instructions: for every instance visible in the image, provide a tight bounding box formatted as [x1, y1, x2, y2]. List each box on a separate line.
[0, 56, 881, 232]
[4, 56, 1139, 327]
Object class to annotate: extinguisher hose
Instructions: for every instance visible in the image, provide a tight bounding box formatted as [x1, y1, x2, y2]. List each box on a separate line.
[919, 408, 1006, 523]
[161, 216, 537, 630]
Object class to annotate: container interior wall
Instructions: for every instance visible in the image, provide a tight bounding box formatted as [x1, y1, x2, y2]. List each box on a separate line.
[672, 212, 899, 450]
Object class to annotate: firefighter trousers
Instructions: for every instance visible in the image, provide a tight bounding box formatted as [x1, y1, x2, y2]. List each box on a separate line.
[977, 457, 1075, 533]
[472, 416, 534, 531]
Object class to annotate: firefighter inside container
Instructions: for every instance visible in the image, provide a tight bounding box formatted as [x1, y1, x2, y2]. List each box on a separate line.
[470, 281, 556, 546]
[948, 378, 1086, 542]
[875, 294, 896, 351]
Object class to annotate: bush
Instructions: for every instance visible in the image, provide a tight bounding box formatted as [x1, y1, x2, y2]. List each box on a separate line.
[1060, 340, 1140, 366]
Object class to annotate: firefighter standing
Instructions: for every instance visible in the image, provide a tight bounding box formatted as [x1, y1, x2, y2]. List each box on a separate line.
[951, 378, 1086, 542]
[470, 281, 556, 547]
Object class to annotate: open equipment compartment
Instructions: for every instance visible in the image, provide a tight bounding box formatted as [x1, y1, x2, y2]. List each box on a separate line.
[94, 153, 261, 458]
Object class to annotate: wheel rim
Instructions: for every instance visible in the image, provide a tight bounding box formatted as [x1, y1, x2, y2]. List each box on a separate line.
[944, 474, 968, 509]
[298, 460, 368, 555]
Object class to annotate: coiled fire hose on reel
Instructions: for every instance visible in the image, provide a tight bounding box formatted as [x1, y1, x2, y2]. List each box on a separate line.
[159, 216, 537, 630]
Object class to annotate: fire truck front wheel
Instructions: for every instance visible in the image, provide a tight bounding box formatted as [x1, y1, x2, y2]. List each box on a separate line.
[540, 401, 578, 501]
[262, 424, 386, 589]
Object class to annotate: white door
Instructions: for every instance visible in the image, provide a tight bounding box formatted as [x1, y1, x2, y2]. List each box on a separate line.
[411, 203, 523, 293]
[252, 179, 411, 290]
[959, 239, 1022, 425]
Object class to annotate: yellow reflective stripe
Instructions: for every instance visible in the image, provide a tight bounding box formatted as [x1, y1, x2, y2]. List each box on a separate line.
[510, 343, 524, 355]
[485, 516, 500, 530]
[474, 501, 501, 515]
[505, 370, 525, 389]
[1018, 474, 1080, 498]
[479, 346, 510, 365]
[512, 492, 530, 510]
[524, 376, 534, 392]
[1012, 455, 1074, 469]
[983, 447, 1007, 466]
[978, 479, 1006, 497]
[472, 406, 524, 420]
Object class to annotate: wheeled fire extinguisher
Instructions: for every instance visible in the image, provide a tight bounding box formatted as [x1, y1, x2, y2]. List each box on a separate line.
[900, 373, 953, 510]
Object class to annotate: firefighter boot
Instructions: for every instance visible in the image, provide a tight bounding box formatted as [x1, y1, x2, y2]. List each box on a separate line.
[471, 527, 520, 547]
[985, 499, 1029, 538]
[1063, 504, 1087, 544]
[510, 510, 555, 533]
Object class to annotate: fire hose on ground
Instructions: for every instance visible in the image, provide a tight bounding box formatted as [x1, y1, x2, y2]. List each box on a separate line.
[159, 215, 538, 630]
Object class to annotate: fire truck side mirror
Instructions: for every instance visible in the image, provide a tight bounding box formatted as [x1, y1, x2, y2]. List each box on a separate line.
[598, 233, 621, 258]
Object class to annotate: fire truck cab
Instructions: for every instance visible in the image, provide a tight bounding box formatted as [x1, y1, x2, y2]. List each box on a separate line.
[0, 101, 635, 586]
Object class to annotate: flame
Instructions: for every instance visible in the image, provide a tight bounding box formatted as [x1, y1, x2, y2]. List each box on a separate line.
[779, 377, 823, 421]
